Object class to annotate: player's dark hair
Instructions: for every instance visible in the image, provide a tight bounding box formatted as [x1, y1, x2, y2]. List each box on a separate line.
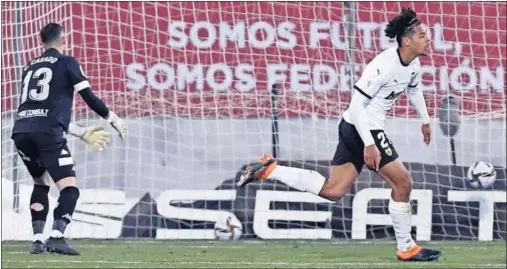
[384, 7, 421, 47]
[40, 23, 64, 44]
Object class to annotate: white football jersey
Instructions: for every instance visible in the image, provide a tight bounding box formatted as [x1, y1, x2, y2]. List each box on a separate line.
[343, 47, 421, 130]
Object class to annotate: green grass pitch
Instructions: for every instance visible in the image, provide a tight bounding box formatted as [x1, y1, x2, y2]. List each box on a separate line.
[2, 240, 506, 268]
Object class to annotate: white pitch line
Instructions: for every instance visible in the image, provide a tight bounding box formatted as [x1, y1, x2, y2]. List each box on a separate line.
[2, 244, 250, 249]
[3, 260, 506, 268]
[2, 239, 498, 245]
[4, 240, 504, 247]
[2, 243, 494, 251]
[5, 251, 26, 254]
[3, 239, 504, 246]
[174, 261, 507, 267]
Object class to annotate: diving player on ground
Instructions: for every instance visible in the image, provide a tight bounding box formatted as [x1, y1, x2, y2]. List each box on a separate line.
[238, 8, 441, 262]
[11, 23, 126, 255]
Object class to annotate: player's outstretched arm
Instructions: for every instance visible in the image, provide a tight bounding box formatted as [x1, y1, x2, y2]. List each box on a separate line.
[68, 122, 112, 152]
[66, 57, 126, 139]
[78, 88, 126, 139]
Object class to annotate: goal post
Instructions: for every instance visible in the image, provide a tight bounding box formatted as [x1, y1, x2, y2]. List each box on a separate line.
[1, 2, 506, 241]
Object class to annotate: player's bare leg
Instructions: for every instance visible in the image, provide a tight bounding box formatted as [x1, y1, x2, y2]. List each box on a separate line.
[318, 164, 359, 200]
[238, 154, 358, 201]
[45, 177, 80, 256]
[29, 172, 51, 254]
[378, 160, 441, 262]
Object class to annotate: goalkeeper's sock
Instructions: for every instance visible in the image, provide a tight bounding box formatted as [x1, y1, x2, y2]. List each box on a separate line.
[268, 165, 325, 195]
[52, 186, 80, 237]
[30, 184, 50, 242]
[389, 197, 417, 252]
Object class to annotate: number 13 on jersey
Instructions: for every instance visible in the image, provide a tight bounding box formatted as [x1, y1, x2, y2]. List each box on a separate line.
[21, 67, 53, 104]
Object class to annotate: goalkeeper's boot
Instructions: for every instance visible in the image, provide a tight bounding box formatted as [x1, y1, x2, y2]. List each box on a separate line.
[29, 240, 46, 254]
[46, 237, 80, 256]
[237, 154, 277, 187]
[397, 245, 441, 262]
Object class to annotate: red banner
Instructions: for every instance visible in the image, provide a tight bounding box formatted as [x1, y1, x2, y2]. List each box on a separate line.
[2, 2, 506, 118]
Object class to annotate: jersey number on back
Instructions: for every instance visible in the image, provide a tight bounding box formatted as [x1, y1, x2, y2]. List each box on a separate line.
[20, 67, 53, 104]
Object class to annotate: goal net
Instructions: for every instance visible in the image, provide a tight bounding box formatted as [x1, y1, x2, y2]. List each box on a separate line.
[2, 1, 506, 241]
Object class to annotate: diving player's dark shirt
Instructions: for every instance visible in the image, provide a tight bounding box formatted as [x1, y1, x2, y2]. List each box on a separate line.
[12, 48, 89, 134]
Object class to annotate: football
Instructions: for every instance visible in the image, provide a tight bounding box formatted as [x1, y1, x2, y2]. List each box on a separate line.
[467, 161, 497, 189]
[214, 215, 243, 241]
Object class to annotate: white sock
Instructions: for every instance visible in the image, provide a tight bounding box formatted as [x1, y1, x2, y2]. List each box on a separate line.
[50, 230, 64, 238]
[33, 233, 46, 243]
[389, 198, 416, 252]
[268, 165, 325, 195]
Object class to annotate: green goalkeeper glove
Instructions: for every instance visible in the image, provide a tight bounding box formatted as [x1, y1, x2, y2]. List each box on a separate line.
[106, 111, 126, 140]
[68, 124, 112, 152]
[82, 126, 112, 151]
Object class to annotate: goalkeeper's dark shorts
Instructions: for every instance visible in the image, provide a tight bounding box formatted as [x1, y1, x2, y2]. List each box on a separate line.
[12, 130, 76, 182]
[331, 119, 399, 174]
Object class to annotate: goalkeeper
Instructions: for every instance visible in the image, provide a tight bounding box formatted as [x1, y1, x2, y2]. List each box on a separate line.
[238, 8, 441, 262]
[11, 22, 126, 256]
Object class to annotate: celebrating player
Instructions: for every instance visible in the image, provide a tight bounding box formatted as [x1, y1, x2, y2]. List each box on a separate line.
[11, 23, 126, 255]
[238, 8, 441, 262]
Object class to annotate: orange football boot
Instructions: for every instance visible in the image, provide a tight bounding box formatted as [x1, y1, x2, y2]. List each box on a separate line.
[237, 154, 277, 187]
[397, 244, 441, 262]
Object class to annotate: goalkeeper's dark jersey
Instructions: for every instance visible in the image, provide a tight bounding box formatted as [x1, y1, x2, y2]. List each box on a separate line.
[12, 48, 89, 134]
